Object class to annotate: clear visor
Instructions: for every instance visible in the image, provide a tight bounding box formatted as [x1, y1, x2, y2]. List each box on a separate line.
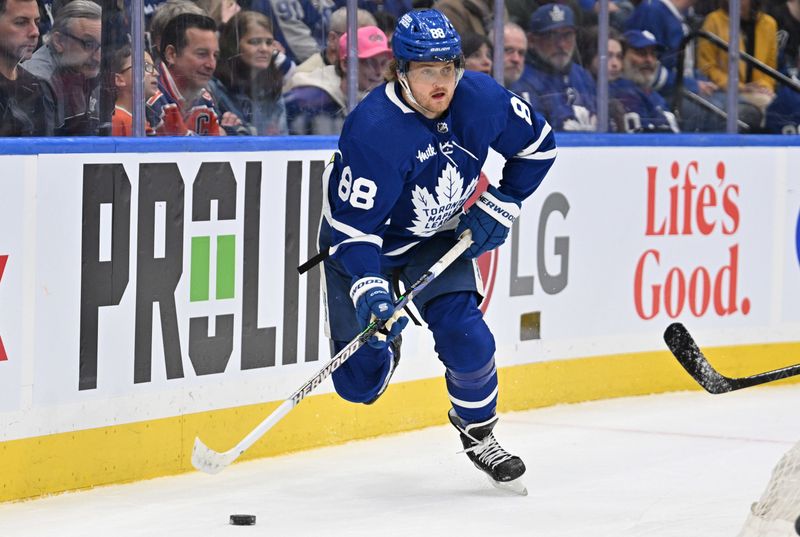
[405, 59, 464, 84]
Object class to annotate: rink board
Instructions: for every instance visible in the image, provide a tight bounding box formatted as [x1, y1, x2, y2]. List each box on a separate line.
[0, 135, 799, 501]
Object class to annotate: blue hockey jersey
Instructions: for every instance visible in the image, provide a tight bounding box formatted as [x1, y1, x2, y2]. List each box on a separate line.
[320, 71, 557, 279]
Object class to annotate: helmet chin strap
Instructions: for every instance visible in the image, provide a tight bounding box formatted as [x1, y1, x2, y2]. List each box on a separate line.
[397, 73, 436, 116]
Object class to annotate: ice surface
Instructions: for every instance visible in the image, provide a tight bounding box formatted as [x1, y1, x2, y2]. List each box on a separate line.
[1, 385, 798, 537]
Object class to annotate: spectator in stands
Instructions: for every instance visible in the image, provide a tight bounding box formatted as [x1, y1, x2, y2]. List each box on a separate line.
[578, 25, 623, 81]
[765, 47, 800, 132]
[147, 0, 208, 63]
[0, 0, 53, 136]
[247, 0, 327, 64]
[294, 6, 376, 75]
[578, 26, 629, 130]
[495, 22, 527, 88]
[625, 0, 725, 131]
[149, 13, 239, 135]
[111, 45, 158, 136]
[766, 0, 800, 74]
[462, 32, 493, 75]
[209, 10, 287, 135]
[283, 25, 391, 134]
[196, 0, 241, 29]
[23, 0, 101, 135]
[697, 0, 778, 129]
[611, 30, 680, 132]
[512, 3, 597, 131]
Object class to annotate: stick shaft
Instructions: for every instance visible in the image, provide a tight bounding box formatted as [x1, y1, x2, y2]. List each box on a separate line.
[192, 232, 473, 472]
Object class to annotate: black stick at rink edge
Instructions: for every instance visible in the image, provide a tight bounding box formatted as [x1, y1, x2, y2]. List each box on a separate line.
[663, 322, 800, 394]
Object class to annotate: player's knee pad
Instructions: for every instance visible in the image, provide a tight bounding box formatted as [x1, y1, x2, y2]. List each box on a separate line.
[330, 341, 391, 403]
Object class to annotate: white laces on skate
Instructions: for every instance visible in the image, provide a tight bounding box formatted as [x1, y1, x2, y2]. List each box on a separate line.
[460, 433, 514, 469]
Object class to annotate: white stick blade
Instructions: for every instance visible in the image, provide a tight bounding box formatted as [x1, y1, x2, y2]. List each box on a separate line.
[191, 437, 238, 474]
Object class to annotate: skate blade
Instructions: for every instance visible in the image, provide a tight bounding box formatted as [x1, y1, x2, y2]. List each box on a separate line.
[487, 476, 528, 496]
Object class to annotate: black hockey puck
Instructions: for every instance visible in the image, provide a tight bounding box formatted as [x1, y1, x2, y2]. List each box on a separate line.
[230, 514, 256, 526]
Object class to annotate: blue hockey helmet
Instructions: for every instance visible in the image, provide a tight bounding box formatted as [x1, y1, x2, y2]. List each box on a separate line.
[392, 9, 462, 71]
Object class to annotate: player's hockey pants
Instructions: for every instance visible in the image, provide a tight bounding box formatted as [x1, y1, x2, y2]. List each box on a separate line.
[327, 278, 498, 424]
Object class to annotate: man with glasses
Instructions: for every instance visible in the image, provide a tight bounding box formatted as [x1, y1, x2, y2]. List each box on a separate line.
[0, 0, 53, 136]
[312, 9, 555, 494]
[511, 3, 598, 131]
[24, 0, 101, 135]
[610, 30, 679, 132]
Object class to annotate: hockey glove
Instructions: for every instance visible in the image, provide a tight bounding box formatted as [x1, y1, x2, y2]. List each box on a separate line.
[350, 274, 409, 349]
[455, 185, 521, 259]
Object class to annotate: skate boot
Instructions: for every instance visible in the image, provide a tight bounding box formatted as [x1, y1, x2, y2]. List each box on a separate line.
[364, 335, 402, 405]
[448, 408, 527, 495]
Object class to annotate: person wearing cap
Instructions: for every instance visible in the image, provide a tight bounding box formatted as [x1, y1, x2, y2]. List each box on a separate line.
[283, 25, 391, 135]
[309, 9, 555, 493]
[625, 0, 724, 131]
[510, 3, 598, 131]
[609, 30, 680, 132]
[293, 7, 377, 75]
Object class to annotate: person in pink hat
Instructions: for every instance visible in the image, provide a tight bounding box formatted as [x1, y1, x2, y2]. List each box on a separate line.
[283, 25, 392, 135]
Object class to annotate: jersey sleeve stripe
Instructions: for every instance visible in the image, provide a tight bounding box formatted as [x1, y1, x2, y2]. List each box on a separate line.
[515, 147, 558, 161]
[328, 215, 372, 240]
[516, 121, 553, 157]
[329, 234, 384, 256]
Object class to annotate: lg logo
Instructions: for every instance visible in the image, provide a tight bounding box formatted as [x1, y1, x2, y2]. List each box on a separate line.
[0, 254, 7, 361]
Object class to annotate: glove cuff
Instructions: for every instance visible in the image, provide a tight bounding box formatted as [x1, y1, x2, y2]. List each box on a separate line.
[349, 275, 389, 307]
[475, 187, 521, 229]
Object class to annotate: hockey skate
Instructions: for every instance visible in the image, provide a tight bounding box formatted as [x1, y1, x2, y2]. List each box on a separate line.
[448, 408, 527, 495]
[364, 335, 402, 405]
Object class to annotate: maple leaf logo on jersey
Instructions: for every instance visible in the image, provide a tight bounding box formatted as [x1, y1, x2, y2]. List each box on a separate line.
[407, 163, 478, 237]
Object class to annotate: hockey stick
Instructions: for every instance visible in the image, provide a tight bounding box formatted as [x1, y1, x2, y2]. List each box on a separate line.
[192, 231, 473, 474]
[663, 322, 800, 394]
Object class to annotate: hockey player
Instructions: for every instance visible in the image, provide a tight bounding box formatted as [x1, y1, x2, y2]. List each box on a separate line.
[315, 8, 556, 493]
